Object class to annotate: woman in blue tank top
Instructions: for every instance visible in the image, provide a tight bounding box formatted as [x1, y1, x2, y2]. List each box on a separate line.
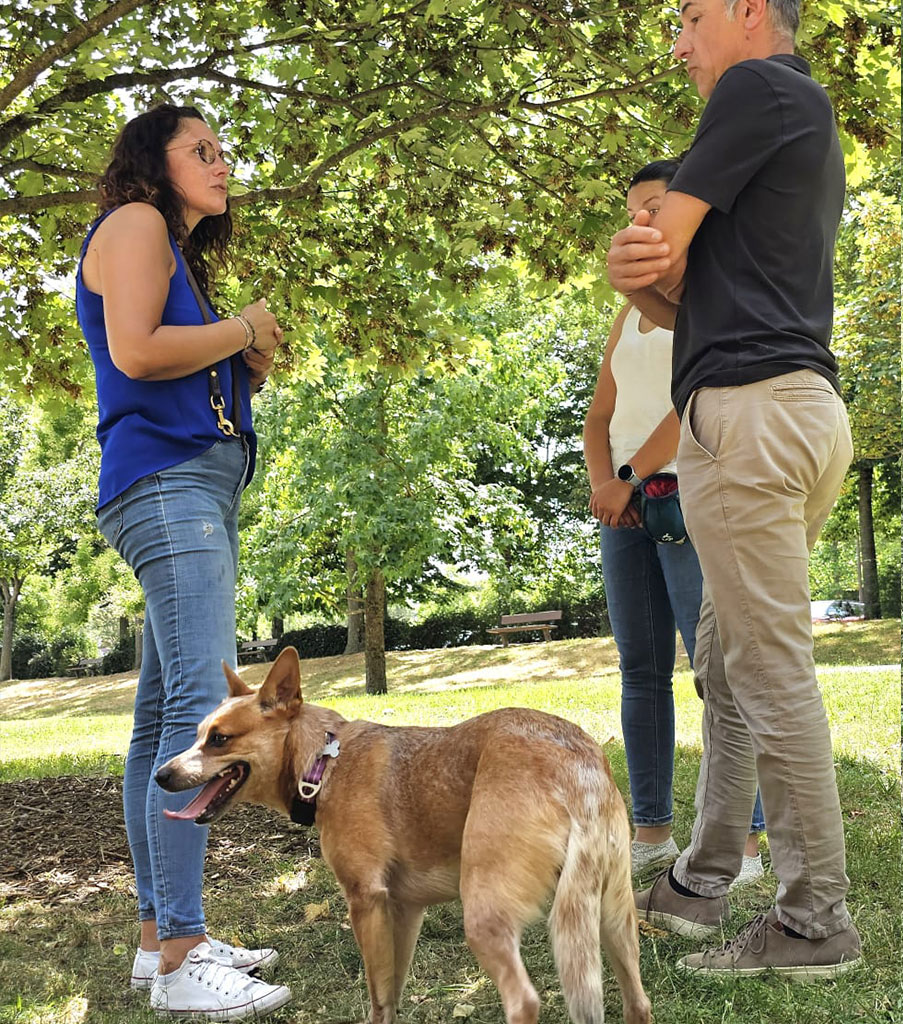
[76, 104, 291, 1020]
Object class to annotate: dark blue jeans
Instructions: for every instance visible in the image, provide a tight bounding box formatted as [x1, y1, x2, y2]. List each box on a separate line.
[601, 524, 765, 833]
[97, 439, 249, 938]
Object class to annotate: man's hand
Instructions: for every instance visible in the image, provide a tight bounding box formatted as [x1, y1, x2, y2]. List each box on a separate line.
[607, 209, 672, 296]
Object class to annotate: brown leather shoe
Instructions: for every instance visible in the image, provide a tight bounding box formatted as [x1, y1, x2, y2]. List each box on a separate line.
[634, 869, 729, 940]
[677, 909, 862, 981]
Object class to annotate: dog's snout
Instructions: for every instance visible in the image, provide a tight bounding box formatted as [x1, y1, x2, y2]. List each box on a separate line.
[155, 763, 175, 790]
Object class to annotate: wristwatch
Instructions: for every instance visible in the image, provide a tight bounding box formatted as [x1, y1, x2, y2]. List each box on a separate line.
[617, 464, 643, 488]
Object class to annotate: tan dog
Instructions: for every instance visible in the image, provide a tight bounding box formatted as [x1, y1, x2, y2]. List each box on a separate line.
[156, 647, 651, 1024]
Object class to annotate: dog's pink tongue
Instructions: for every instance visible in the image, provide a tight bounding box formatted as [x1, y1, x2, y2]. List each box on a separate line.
[163, 776, 231, 821]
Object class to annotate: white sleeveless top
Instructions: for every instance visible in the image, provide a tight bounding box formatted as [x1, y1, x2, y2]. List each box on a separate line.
[608, 305, 677, 474]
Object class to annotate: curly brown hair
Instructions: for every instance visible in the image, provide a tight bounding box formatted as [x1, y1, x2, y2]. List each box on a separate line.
[98, 104, 232, 296]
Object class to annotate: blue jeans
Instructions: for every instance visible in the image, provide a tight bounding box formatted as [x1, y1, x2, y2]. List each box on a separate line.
[600, 524, 765, 833]
[97, 439, 248, 939]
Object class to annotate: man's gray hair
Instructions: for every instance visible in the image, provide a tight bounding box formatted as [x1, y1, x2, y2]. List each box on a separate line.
[724, 0, 800, 39]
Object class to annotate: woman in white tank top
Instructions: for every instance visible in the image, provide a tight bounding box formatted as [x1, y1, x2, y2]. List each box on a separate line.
[583, 160, 765, 884]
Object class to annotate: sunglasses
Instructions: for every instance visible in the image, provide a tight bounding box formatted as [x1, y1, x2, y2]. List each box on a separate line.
[166, 139, 231, 165]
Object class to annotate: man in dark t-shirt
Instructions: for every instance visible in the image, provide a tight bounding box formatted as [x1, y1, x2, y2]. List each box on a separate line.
[606, 0, 860, 979]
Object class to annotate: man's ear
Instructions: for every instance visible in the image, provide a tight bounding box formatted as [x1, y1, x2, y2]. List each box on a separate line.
[258, 646, 303, 710]
[223, 661, 253, 697]
[742, 0, 769, 33]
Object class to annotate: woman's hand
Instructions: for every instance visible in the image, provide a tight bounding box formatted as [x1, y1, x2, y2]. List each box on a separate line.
[239, 299, 281, 357]
[244, 325, 282, 392]
[590, 478, 641, 528]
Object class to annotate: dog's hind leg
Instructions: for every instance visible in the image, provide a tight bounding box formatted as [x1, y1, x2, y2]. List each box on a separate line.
[391, 902, 425, 1005]
[462, 903, 539, 1024]
[460, 770, 564, 1024]
[599, 865, 652, 1024]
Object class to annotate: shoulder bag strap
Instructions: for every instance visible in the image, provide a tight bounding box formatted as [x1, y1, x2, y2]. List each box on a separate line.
[181, 255, 242, 437]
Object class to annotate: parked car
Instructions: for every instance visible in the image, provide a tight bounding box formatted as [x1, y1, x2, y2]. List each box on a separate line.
[810, 599, 865, 622]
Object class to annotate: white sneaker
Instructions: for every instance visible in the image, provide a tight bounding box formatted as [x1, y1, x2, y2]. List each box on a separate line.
[729, 853, 765, 891]
[149, 943, 291, 1020]
[131, 938, 279, 991]
[631, 836, 680, 876]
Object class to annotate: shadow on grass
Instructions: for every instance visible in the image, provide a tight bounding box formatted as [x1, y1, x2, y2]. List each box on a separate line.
[2, 620, 894, 721]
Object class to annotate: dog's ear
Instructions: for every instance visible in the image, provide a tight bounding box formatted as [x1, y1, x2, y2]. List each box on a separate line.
[258, 646, 303, 711]
[223, 660, 253, 697]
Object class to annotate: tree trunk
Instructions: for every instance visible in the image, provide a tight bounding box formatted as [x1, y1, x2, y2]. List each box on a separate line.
[0, 576, 22, 682]
[363, 567, 387, 694]
[271, 616, 284, 639]
[134, 617, 144, 671]
[857, 461, 881, 619]
[344, 550, 365, 655]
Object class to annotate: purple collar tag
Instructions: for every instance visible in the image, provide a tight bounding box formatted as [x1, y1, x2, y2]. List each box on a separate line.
[297, 731, 340, 802]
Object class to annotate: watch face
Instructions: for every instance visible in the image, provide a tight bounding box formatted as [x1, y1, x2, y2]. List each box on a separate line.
[618, 465, 633, 481]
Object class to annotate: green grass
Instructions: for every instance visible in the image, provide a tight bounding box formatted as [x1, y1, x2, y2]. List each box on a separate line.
[0, 622, 900, 1023]
[1, 623, 897, 779]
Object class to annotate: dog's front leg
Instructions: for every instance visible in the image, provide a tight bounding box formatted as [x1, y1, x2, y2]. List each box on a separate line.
[346, 885, 398, 1024]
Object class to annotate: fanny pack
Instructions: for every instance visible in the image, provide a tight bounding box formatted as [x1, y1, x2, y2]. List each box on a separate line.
[639, 473, 687, 545]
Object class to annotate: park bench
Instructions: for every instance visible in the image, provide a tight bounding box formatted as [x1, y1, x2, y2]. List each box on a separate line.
[487, 610, 562, 647]
[65, 656, 104, 677]
[237, 638, 279, 664]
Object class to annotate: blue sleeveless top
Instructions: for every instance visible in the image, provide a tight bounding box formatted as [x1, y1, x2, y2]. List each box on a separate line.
[76, 210, 257, 510]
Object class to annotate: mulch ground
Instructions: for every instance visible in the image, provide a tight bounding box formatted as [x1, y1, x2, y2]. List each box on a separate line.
[0, 775, 319, 906]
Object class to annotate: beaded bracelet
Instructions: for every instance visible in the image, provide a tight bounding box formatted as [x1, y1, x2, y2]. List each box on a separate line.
[235, 314, 256, 351]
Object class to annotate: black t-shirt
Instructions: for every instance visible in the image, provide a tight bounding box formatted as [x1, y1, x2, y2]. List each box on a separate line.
[668, 54, 845, 417]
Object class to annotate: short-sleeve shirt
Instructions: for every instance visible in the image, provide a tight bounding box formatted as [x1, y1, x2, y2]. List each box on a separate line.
[668, 54, 845, 418]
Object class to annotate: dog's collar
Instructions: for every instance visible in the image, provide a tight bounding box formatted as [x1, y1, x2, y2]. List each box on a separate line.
[290, 731, 340, 826]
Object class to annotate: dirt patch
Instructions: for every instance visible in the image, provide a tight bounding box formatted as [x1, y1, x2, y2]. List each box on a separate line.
[0, 775, 318, 906]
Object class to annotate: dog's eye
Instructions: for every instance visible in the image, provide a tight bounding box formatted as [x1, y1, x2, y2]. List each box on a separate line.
[207, 731, 230, 748]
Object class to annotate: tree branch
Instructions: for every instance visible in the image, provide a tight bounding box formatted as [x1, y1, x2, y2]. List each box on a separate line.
[0, 70, 679, 216]
[0, 0, 152, 115]
[0, 158, 96, 183]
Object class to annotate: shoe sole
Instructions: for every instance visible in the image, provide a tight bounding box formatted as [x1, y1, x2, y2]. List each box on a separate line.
[151, 985, 292, 1021]
[676, 956, 862, 982]
[637, 908, 722, 940]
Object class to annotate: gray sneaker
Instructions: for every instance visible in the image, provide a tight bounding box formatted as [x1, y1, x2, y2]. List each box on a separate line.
[631, 836, 680, 877]
[677, 909, 862, 981]
[728, 853, 765, 891]
[635, 869, 729, 940]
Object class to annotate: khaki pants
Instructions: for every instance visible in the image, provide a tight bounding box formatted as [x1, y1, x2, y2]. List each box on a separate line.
[673, 370, 854, 939]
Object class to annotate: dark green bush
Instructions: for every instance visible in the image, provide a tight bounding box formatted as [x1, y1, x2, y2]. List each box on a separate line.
[103, 633, 135, 674]
[383, 616, 412, 651]
[11, 632, 45, 678]
[275, 624, 347, 659]
[11, 629, 86, 678]
[405, 609, 491, 649]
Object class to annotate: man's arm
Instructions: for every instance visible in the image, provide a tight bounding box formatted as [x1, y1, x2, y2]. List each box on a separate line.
[607, 192, 712, 309]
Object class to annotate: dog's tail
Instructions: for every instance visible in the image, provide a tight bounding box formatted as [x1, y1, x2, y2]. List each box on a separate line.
[548, 814, 607, 1024]
[550, 768, 646, 1024]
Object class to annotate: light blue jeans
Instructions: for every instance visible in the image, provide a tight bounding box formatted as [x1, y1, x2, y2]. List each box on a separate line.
[97, 439, 248, 939]
[601, 524, 765, 833]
